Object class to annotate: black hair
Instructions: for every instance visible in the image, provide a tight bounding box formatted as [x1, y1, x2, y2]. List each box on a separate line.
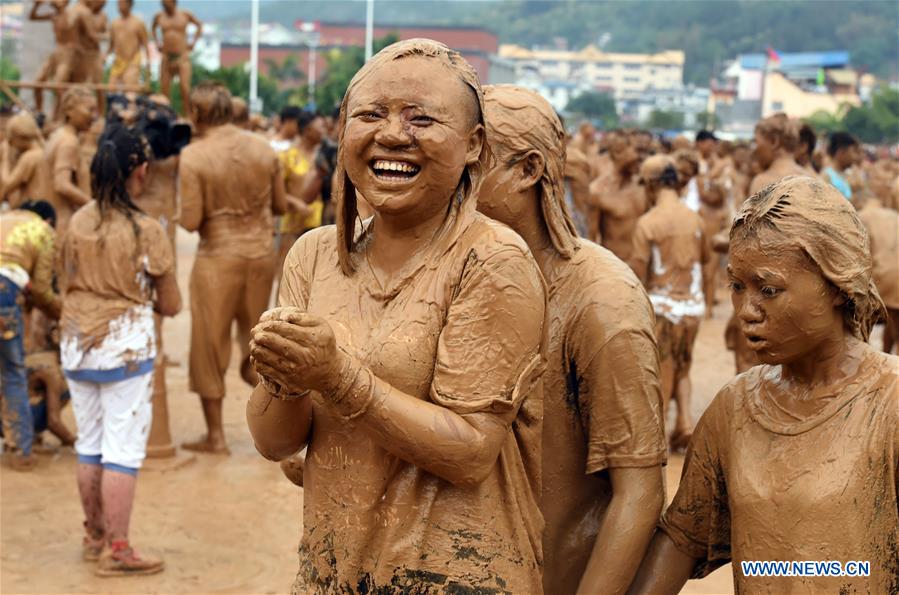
[797, 123, 816, 162]
[90, 123, 147, 235]
[827, 131, 858, 157]
[19, 200, 57, 228]
[657, 164, 680, 188]
[298, 110, 323, 133]
[695, 130, 717, 142]
[279, 105, 302, 124]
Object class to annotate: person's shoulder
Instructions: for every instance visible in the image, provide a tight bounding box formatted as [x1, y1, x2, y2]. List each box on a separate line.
[465, 212, 533, 260]
[573, 239, 642, 290]
[566, 239, 653, 331]
[134, 210, 167, 237]
[67, 201, 99, 229]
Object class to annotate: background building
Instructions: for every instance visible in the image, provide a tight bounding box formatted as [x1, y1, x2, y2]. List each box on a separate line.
[711, 50, 863, 134]
[498, 44, 684, 102]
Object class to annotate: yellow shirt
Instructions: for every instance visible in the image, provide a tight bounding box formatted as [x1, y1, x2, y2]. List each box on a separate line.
[278, 146, 322, 234]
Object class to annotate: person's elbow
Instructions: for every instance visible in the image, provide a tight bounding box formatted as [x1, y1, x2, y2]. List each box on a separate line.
[442, 437, 498, 488]
[156, 291, 182, 317]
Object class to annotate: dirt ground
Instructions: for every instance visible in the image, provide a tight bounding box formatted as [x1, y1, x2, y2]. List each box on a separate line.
[4, 228, 884, 595]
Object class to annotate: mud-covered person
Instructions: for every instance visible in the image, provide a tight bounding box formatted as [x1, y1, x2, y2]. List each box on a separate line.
[630, 176, 898, 594]
[44, 86, 97, 235]
[247, 39, 546, 593]
[629, 155, 709, 452]
[587, 135, 647, 260]
[0, 200, 61, 471]
[108, 0, 149, 86]
[59, 123, 181, 576]
[858, 195, 899, 353]
[0, 113, 50, 209]
[479, 84, 666, 595]
[179, 82, 287, 454]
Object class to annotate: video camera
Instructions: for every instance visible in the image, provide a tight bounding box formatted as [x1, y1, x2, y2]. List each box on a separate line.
[106, 93, 192, 160]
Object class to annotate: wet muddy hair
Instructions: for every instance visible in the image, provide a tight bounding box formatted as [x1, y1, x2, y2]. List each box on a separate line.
[190, 81, 232, 127]
[90, 122, 147, 236]
[730, 175, 885, 341]
[333, 38, 490, 275]
[483, 85, 579, 259]
[60, 86, 94, 121]
[755, 113, 799, 152]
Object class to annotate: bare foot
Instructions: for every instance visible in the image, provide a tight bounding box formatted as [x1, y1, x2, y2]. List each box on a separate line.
[2, 452, 37, 471]
[181, 436, 230, 455]
[280, 454, 305, 487]
[669, 425, 693, 453]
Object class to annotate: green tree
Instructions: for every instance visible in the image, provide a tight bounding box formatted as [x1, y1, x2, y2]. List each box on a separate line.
[804, 109, 846, 136]
[565, 91, 619, 128]
[188, 62, 288, 116]
[695, 111, 720, 130]
[646, 110, 684, 130]
[302, 33, 400, 113]
[0, 57, 20, 105]
[264, 55, 304, 83]
[804, 88, 899, 144]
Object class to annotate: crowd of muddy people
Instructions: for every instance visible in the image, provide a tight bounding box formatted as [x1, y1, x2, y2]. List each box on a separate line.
[1, 34, 897, 593]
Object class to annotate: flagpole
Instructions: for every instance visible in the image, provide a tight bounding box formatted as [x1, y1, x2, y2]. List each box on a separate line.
[249, 0, 259, 111]
[760, 53, 768, 119]
[365, 0, 374, 61]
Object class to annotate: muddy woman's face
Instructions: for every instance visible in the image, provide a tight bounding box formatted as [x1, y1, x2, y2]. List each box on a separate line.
[728, 231, 845, 366]
[342, 57, 483, 221]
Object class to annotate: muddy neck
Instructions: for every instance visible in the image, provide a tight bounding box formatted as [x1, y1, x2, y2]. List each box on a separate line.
[366, 201, 450, 277]
[781, 328, 857, 390]
[508, 192, 556, 275]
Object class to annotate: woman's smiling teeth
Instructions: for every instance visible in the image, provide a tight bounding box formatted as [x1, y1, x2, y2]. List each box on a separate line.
[371, 159, 421, 179]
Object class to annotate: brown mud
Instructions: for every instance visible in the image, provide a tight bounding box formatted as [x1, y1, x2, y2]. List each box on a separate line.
[5, 227, 881, 594]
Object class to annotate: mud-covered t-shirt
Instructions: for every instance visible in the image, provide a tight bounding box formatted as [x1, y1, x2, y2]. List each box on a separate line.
[661, 346, 899, 594]
[179, 125, 280, 260]
[630, 195, 709, 323]
[60, 202, 173, 376]
[541, 239, 667, 595]
[278, 209, 546, 594]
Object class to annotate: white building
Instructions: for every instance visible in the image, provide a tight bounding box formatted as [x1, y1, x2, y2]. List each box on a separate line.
[498, 44, 684, 102]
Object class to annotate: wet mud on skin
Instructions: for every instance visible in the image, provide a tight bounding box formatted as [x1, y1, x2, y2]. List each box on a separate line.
[6, 229, 882, 594]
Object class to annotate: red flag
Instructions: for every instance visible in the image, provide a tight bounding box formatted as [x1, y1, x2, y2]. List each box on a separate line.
[766, 47, 781, 65]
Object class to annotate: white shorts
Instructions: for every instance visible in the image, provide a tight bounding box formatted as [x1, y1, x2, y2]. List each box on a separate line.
[69, 372, 153, 472]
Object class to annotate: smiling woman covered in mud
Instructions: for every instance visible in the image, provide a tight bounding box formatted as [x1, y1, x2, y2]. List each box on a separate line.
[246, 39, 545, 593]
[630, 176, 899, 594]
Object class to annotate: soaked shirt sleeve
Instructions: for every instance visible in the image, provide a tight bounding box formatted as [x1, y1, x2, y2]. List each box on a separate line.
[575, 307, 666, 473]
[430, 245, 545, 415]
[659, 390, 732, 578]
[277, 227, 321, 311]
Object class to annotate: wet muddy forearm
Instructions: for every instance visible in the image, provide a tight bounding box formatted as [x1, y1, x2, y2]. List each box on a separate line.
[578, 466, 664, 595]
[246, 384, 312, 461]
[626, 531, 696, 595]
[328, 360, 512, 488]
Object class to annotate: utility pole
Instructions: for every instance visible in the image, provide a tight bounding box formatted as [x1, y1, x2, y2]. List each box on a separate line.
[249, 0, 260, 112]
[365, 0, 374, 61]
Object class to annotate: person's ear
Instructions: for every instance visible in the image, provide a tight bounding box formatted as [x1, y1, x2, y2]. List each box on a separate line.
[465, 123, 485, 165]
[516, 150, 544, 192]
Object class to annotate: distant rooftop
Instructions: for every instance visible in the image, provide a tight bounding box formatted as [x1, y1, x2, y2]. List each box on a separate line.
[500, 44, 685, 65]
[740, 50, 850, 70]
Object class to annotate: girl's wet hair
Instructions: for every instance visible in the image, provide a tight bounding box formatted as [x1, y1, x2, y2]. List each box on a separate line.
[90, 122, 148, 237]
[730, 175, 885, 341]
[333, 38, 490, 275]
[483, 85, 579, 259]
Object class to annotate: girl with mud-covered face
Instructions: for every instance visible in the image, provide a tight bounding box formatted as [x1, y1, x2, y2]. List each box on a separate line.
[246, 40, 546, 593]
[630, 176, 899, 594]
